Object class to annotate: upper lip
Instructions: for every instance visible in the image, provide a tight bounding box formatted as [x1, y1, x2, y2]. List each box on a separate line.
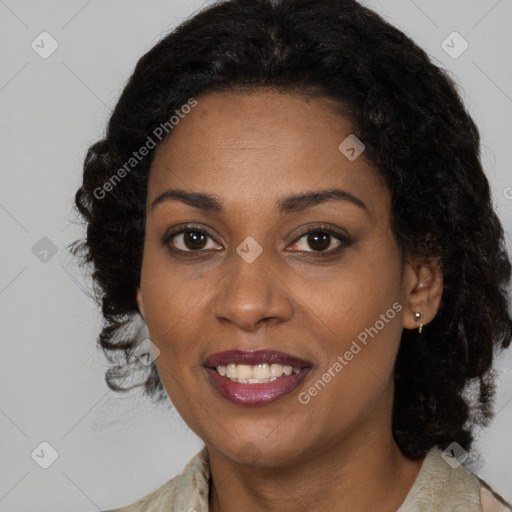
[203, 349, 312, 369]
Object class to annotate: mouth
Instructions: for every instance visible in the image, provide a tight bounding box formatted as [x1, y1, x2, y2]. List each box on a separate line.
[203, 349, 312, 406]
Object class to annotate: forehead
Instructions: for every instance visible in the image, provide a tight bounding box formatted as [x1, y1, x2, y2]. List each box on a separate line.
[147, 90, 388, 218]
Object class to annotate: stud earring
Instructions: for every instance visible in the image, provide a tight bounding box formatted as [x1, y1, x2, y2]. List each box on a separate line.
[414, 311, 423, 334]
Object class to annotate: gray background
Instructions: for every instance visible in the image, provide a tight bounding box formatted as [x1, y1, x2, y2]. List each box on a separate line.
[0, 0, 511, 510]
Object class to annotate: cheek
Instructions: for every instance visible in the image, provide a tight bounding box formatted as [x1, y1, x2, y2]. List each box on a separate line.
[140, 268, 205, 416]
[142, 280, 201, 356]
[302, 240, 403, 339]
[298, 237, 404, 398]
[139, 248, 204, 362]
[309, 272, 403, 383]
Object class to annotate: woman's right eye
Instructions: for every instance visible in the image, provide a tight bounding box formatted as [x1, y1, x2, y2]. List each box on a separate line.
[163, 227, 223, 253]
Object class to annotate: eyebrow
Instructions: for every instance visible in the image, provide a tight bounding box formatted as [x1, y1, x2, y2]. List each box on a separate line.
[150, 187, 367, 215]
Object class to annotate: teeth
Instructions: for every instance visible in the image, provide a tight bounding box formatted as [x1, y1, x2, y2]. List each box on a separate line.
[270, 364, 283, 378]
[215, 363, 302, 383]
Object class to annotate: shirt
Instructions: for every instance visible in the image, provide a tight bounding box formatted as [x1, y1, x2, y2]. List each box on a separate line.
[103, 445, 511, 511]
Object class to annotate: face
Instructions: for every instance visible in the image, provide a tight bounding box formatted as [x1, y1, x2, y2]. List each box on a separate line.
[137, 90, 429, 467]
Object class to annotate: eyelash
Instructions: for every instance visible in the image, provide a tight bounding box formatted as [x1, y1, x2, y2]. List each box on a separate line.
[162, 224, 353, 258]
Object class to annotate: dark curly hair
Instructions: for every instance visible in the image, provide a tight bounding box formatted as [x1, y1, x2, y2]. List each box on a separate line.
[72, 0, 512, 459]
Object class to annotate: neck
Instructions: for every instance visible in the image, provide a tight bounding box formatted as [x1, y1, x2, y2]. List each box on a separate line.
[207, 421, 425, 512]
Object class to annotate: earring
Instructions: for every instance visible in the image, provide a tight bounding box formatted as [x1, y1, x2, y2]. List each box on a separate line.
[414, 311, 423, 334]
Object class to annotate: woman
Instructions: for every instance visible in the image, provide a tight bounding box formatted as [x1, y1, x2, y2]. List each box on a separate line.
[73, 0, 512, 510]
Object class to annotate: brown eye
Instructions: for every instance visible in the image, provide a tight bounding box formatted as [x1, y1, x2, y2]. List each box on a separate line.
[182, 230, 208, 250]
[305, 232, 332, 252]
[164, 227, 222, 253]
[292, 230, 342, 253]
[288, 226, 353, 257]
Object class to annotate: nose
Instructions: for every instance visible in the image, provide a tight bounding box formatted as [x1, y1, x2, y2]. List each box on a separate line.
[211, 246, 294, 331]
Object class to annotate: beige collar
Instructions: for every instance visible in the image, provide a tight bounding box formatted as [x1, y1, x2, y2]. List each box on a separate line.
[174, 445, 487, 512]
[110, 444, 510, 511]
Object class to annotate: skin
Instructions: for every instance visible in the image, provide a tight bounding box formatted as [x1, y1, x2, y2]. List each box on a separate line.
[136, 89, 443, 512]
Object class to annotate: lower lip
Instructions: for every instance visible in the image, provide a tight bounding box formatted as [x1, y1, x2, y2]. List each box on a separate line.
[205, 367, 311, 406]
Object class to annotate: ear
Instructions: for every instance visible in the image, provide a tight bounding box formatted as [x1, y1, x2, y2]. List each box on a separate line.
[402, 255, 443, 331]
[136, 288, 145, 319]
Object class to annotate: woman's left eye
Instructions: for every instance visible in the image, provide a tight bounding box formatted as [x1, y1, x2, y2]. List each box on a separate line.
[289, 228, 351, 255]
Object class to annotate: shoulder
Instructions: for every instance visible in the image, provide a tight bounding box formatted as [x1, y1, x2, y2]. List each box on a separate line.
[479, 480, 512, 512]
[102, 446, 210, 512]
[399, 446, 511, 512]
[102, 477, 180, 512]
[101, 444, 511, 512]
